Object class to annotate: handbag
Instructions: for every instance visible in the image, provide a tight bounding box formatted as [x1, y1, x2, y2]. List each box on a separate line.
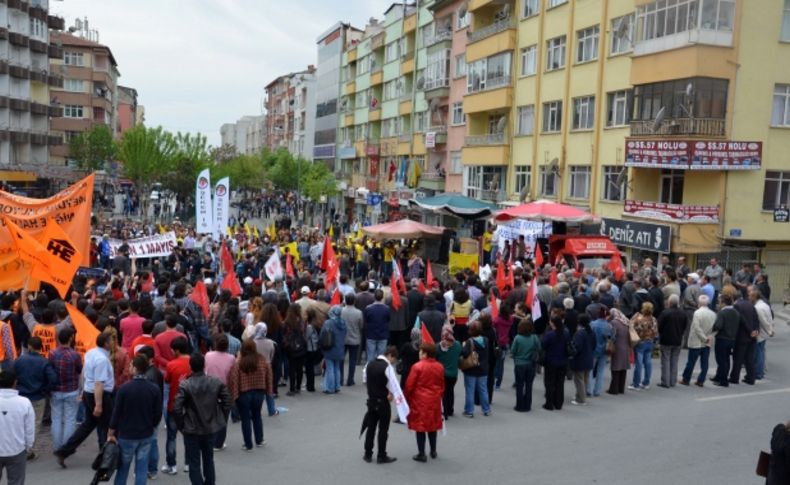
[756, 450, 770, 477]
[605, 338, 616, 355]
[628, 324, 641, 348]
[458, 340, 479, 370]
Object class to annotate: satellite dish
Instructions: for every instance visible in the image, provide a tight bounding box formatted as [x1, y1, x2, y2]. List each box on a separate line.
[496, 117, 507, 133]
[548, 157, 559, 169]
[519, 185, 531, 203]
[651, 107, 666, 133]
[615, 167, 627, 187]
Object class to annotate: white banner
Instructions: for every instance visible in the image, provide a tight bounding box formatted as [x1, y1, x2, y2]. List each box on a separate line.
[213, 176, 229, 241]
[494, 220, 552, 254]
[195, 168, 213, 234]
[107, 232, 177, 259]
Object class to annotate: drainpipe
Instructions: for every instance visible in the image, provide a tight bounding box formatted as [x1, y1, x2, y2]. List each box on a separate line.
[590, 0, 609, 215]
[557, 0, 576, 204]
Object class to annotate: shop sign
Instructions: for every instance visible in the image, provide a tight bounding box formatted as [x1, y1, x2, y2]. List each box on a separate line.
[600, 217, 671, 253]
[623, 200, 719, 223]
[625, 139, 762, 170]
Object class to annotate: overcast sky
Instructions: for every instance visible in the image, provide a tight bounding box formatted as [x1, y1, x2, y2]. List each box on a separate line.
[52, 0, 393, 146]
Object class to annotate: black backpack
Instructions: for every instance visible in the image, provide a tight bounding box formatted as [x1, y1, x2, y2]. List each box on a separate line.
[286, 330, 307, 357]
[318, 323, 335, 351]
[566, 331, 578, 358]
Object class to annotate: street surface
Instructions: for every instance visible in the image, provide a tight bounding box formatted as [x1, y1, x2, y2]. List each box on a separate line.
[25, 306, 790, 485]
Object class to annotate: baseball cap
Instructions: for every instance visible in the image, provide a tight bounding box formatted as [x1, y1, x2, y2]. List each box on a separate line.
[300, 286, 310, 295]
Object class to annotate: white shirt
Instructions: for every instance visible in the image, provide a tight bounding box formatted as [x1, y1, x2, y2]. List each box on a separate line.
[83, 347, 115, 393]
[0, 389, 35, 456]
[755, 299, 774, 342]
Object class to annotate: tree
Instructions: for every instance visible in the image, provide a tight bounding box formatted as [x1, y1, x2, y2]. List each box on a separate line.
[302, 162, 338, 200]
[68, 125, 116, 171]
[117, 125, 178, 217]
[162, 132, 211, 207]
[210, 143, 237, 163]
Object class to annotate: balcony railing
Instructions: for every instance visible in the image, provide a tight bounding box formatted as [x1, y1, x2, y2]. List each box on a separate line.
[630, 118, 726, 137]
[424, 77, 450, 90]
[428, 124, 448, 134]
[399, 134, 412, 142]
[425, 30, 452, 47]
[467, 74, 511, 94]
[465, 133, 505, 145]
[468, 16, 515, 43]
[467, 187, 505, 202]
[401, 50, 415, 61]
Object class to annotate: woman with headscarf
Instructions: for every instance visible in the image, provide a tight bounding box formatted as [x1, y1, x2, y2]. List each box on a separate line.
[405, 343, 445, 462]
[436, 324, 461, 418]
[228, 339, 273, 451]
[252, 323, 279, 416]
[607, 308, 631, 395]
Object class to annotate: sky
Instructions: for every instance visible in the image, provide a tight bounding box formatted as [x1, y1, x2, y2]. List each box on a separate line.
[52, 0, 394, 146]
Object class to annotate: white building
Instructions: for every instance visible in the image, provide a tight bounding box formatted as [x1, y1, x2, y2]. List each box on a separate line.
[289, 71, 316, 160]
[219, 114, 266, 155]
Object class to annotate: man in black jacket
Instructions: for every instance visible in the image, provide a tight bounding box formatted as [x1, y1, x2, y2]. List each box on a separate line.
[417, 295, 445, 344]
[711, 294, 740, 386]
[173, 354, 232, 485]
[108, 355, 162, 484]
[731, 296, 759, 385]
[406, 280, 424, 329]
[647, 275, 665, 319]
[362, 346, 398, 464]
[658, 295, 686, 388]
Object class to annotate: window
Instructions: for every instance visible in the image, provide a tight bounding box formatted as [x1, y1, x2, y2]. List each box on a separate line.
[64, 105, 84, 118]
[634, 77, 728, 121]
[610, 14, 635, 54]
[465, 166, 505, 201]
[63, 52, 84, 66]
[457, 7, 470, 29]
[356, 56, 369, 75]
[514, 165, 531, 195]
[523, 0, 539, 17]
[425, 49, 451, 89]
[29, 18, 46, 39]
[455, 54, 467, 77]
[763, 171, 790, 210]
[602, 166, 626, 201]
[64, 79, 84, 93]
[783, 0, 790, 41]
[542, 101, 562, 133]
[450, 151, 462, 174]
[355, 90, 367, 108]
[385, 41, 400, 63]
[576, 26, 599, 63]
[546, 36, 566, 71]
[540, 166, 557, 196]
[467, 51, 512, 93]
[636, 0, 735, 43]
[452, 102, 465, 125]
[700, 0, 735, 31]
[516, 105, 534, 135]
[548, 0, 567, 7]
[660, 169, 684, 204]
[520, 45, 536, 76]
[568, 166, 591, 199]
[354, 123, 367, 140]
[607, 90, 632, 127]
[384, 80, 399, 101]
[772, 84, 790, 126]
[415, 112, 427, 132]
[572, 96, 595, 130]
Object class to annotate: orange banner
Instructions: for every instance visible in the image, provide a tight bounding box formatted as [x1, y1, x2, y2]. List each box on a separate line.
[0, 174, 93, 292]
[66, 303, 99, 358]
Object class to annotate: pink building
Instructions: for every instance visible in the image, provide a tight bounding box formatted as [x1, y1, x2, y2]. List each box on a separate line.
[116, 86, 138, 136]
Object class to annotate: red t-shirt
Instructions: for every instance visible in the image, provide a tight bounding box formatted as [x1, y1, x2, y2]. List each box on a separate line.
[154, 330, 186, 370]
[165, 356, 192, 412]
[129, 335, 156, 356]
[120, 314, 145, 351]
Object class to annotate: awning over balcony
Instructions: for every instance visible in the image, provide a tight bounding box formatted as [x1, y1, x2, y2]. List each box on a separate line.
[625, 139, 762, 170]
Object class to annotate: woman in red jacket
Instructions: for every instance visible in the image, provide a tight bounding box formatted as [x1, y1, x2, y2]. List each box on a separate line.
[405, 342, 445, 462]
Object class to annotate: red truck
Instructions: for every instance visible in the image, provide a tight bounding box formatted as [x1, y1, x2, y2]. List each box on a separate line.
[547, 234, 626, 273]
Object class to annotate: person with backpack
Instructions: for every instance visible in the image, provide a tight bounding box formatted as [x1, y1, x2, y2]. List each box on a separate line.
[319, 306, 347, 394]
[510, 318, 541, 412]
[459, 321, 491, 418]
[569, 315, 595, 406]
[282, 304, 308, 396]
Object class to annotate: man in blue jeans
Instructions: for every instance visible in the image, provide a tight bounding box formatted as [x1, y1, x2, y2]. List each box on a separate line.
[363, 290, 390, 363]
[48, 329, 83, 452]
[108, 355, 162, 485]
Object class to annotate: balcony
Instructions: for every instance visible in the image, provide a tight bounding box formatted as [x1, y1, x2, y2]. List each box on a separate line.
[343, 113, 354, 127]
[344, 81, 356, 96]
[11, 131, 30, 143]
[425, 30, 452, 48]
[425, 126, 448, 146]
[371, 32, 386, 50]
[30, 102, 48, 115]
[48, 105, 63, 117]
[462, 144, 510, 166]
[623, 199, 719, 223]
[369, 107, 382, 122]
[9, 65, 29, 80]
[8, 0, 28, 11]
[29, 39, 47, 54]
[365, 141, 380, 156]
[347, 47, 358, 63]
[48, 43, 63, 59]
[399, 99, 413, 115]
[468, 16, 515, 44]
[404, 12, 417, 33]
[370, 69, 383, 86]
[48, 134, 63, 145]
[8, 32, 29, 47]
[29, 69, 47, 83]
[9, 98, 30, 112]
[48, 75, 63, 88]
[464, 81, 512, 114]
[630, 118, 726, 137]
[466, 133, 505, 146]
[401, 56, 415, 75]
[48, 15, 65, 30]
[467, 187, 506, 202]
[31, 133, 47, 145]
[424, 77, 450, 99]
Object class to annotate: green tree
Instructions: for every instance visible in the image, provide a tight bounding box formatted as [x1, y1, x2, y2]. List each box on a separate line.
[302, 162, 338, 200]
[117, 125, 178, 217]
[68, 125, 116, 171]
[162, 132, 211, 206]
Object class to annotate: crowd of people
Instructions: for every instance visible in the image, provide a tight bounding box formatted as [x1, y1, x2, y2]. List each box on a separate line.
[0, 211, 784, 484]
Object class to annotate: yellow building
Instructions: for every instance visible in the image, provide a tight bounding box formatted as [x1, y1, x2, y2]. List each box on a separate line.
[461, 0, 790, 300]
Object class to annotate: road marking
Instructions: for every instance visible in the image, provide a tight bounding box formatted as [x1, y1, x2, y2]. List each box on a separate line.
[696, 387, 790, 402]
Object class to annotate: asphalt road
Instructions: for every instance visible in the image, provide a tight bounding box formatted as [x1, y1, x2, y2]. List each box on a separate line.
[25, 308, 789, 485]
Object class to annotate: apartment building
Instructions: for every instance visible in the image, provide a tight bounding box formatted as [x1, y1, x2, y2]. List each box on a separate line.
[220, 114, 266, 155]
[264, 65, 316, 158]
[0, 0, 65, 186]
[48, 31, 120, 167]
[116, 85, 138, 135]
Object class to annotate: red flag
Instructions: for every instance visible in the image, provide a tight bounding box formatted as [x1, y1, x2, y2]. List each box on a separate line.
[320, 238, 335, 271]
[330, 288, 342, 305]
[417, 279, 426, 294]
[397, 260, 407, 295]
[391, 283, 402, 310]
[525, 278, 534, 310]
[220, 269, 242, 297]
[191, 280, 210, 317]
[490, 293, 499, 320]
[608, 251, 625, 281]
[496, 260, 506, 293]
[286, 254, 295, 278]
[425, 260, 434, 287]
[507, 264, 515, 289]
[420, 322, 435, 345]
[220, 241, 234, 273]
[534, 244, 543, 268]
[322, 239, 339, 290]
[549, 267, 558, 287]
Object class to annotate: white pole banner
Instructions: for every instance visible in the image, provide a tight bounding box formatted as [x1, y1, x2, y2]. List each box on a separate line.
[195, 168, 213, 234]
[213, 177, 230, 240]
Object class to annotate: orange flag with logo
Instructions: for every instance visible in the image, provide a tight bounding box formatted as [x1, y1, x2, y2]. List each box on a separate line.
[32, 220, 82, 298]
[66, 303, 99, 359]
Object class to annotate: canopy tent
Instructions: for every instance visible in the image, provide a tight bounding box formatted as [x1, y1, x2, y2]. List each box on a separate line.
[494, 199, 598, 223]
[409, 193, 497, 219]
[362, 219, 445, 240]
